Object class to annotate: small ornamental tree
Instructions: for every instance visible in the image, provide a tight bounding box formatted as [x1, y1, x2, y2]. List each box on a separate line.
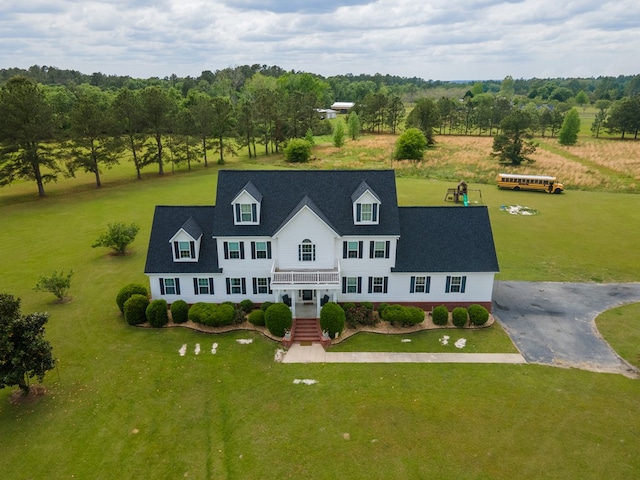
[146, 299, 169, 328]
[116, 284, 147, 314]
[170, 300, 189, 324]
[558, 108, 581, 146]
[394, 128, 427, 161]
[333, 121, 346, 148]
[347, 111, 361, 140]
[284, 139, 312, 163]
[320, 302, 345, 338]
[34, 269, 73, 302]
[92, 222, 140, 255]
[0, 293, 56, 395]
[123, 294, 149, 325]
[264, 303, 292, 337]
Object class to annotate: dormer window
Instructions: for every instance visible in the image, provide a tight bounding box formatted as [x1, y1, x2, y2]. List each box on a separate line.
[170, 216, 202, 263]
[232, 181, 262, 225]
[355, 202, 378, 224]
[352, 181, 381, 225]
[178, 241, 192, 259]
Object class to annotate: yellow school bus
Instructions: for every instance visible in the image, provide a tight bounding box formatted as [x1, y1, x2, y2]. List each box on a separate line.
[497, 173, 564, 194]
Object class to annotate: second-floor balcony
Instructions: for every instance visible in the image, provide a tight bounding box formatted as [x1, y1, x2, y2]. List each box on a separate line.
[271, 261, 340, 287]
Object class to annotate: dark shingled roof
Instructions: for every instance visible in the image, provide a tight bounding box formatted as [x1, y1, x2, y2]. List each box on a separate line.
[393, 206, 499, 273]
[212, 170, 401, 237]
[144, 206, 220, 274]
[179, 216, 203, 240]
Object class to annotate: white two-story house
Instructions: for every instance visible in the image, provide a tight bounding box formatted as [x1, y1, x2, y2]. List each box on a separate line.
[144, 170, 499, 318]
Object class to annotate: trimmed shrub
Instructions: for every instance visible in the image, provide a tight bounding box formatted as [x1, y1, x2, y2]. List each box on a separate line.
[248, 309, 265, 326]
[123, 294, 149, 325]
[265, 303, 292, 337]
[146, 299, 169, 328]
[361, 301, 374, 311]
[116, 283, 147, 314]
[344, 303, 376, 328]
[468, 304, 490, 326]
[284, 138, 312, 163]
[239, 299, 254, 314]
[452, 307, 468, 328]
[188, 302, 235, 327]
[170, 300, 189, 324]
[432, 305, 449, 326]
[381, 304, 424, 326]
[377, 303, 389, 317]
[320, 302, 346, 338]
[260, 301, 273, 312]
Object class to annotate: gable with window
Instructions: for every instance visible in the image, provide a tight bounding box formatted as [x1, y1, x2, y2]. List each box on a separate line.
[231, 182, 262, 225]
[169, 218, 202, 262]
[352, 182, 381, 225]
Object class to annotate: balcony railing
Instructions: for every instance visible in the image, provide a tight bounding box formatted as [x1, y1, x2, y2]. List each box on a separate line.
[271, 270, 340, 285]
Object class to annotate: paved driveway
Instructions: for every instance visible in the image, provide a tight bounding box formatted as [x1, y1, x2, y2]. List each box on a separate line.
[493, 281, 640, 377]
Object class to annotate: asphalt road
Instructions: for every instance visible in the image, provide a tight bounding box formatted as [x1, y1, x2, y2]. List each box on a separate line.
[492, 281, 640, 377]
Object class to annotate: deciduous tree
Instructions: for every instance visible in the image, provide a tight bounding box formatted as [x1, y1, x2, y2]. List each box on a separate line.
[491, 110, 537, 165]
[394, 128, 427, 161]
[558, 108, 581, 145]
[92, 222, 140, 255]
[0, 76, 60, 197]
[34, 270, 74, 302]
[0, 294, 56, 395]
[405, 98, 440, 145]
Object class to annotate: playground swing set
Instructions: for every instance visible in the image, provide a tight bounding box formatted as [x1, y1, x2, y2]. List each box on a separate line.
[444, 181, 483, 206]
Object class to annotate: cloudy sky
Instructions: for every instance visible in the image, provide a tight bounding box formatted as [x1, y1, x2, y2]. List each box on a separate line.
[1, 0, 638, 81]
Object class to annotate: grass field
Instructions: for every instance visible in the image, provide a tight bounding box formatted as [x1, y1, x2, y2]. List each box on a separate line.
[0, 137, 639, 479]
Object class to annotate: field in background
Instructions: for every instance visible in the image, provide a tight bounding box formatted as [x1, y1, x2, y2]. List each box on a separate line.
[0, 131, 639, 479]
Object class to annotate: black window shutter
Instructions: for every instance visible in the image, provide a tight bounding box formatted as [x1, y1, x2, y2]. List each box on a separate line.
[461, 276, 467, 293]
[298, 245, 302, 261]
[268, 278, 272, 294]
[342, 277, 347, 294]
[190, 241, 195, 258]
[226, 278, 231, 295]
[383, 277, 388, 293]
[223, 242, 229, 259]
[241, 278, 246, 295]
[368, 277, 373, 294]
[426, 276, 431, 293]
[358, 241, 363, 258]
[445, 276, 451, 293]
[251, 242, 256, 259]
[357, 277, 362, 294]
[239, 241, 245, 259]
[267, 242, 272, 259]
[235, 204, 241, 222]
[252, 278, 257, 295]
[175, 278, 181, 295]
[356, 203, 361, 222]
[251, 203, 257, 222]
[369, 241, 374, 259]
[173, 242, 179, 259]
[342, 241, 347, 259]
[385, 241, 390, 259]
[193, 278, 199, 295]
[410, 276, 415, 293]
[209, 278, 214, 294]
[159, 278, 165, 295]
[372, 203, 378, 222]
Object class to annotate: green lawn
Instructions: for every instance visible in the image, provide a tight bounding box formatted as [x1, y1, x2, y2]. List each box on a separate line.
[1, 156, 639, 479]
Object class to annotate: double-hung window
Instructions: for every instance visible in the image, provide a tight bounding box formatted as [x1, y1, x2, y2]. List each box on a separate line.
[160, 278, 180, 295]
[240, 204, 253, 222]
[253, 277, 271, 294]
[347, 241, 359, 258]
[255, 241, 267, 259]
[360, 203, 373, 222]
[368, 276, 388, 294]
[410, 276, 431, 293]
[178, 241, 191, 258]
[445, 276, 467, 293]
[228, 242, 240, 259]
[299, 239, 316, 262]
[373, 241, 386, 258]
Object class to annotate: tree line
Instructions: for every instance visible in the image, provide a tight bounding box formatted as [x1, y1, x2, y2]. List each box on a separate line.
[1, 67, 639, 196]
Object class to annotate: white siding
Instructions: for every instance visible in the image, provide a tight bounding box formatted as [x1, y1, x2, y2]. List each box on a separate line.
[274, 207, 338, 270]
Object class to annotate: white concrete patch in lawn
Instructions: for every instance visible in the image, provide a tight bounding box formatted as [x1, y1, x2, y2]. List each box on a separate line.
[236, 339, 253, 344]
[455, 338, 467, 349]
[212, 342, 218, 354]
[293, 379, 318, 385]
[179, 344, 187, 356]
[439, 335, 450, 346]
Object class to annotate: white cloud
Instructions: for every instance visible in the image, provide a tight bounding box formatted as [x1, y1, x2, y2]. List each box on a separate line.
[0, 0, 638, 80]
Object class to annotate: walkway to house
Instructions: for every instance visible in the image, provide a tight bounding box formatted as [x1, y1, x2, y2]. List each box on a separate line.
[282, 343, 526, 364]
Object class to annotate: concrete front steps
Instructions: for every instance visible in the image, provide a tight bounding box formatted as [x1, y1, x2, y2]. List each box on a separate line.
[283, 318, 331, 348]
